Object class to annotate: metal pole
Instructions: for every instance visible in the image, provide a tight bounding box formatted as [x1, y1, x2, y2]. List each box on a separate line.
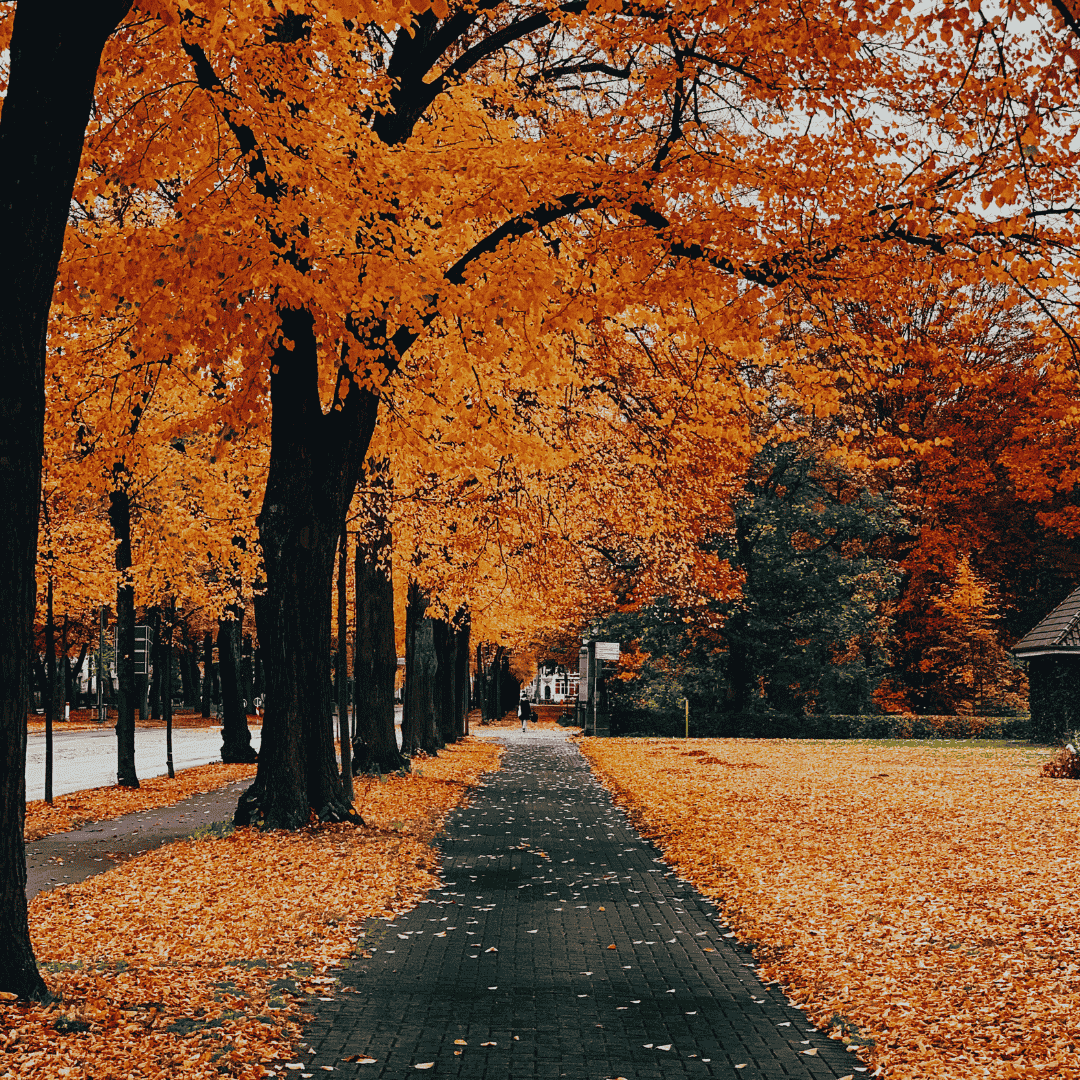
[97, 604, 106, 722]
[685, 697, 689, 739]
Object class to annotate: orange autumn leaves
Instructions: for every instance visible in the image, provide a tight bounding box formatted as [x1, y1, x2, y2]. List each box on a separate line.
[4, 738, 501, 1080]
[583, 737, 1079, 1080]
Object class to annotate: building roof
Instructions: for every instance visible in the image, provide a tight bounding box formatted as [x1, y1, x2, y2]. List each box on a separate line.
[1012, 587, 1080, 657]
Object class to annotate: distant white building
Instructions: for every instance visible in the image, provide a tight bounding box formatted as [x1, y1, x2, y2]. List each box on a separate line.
[529, 661, 578, 703]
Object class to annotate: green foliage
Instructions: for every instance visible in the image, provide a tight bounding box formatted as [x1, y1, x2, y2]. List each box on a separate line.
[601, 444, 905, 718]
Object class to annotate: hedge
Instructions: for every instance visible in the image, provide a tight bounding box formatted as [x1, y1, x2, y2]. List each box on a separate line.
[609, 708, 1036, 742]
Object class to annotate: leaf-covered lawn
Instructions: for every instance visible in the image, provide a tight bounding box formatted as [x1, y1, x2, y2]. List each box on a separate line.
[25, 762, 260, 841]
[3, 738, 502, 1079]
[582, 737, 1076, 1080]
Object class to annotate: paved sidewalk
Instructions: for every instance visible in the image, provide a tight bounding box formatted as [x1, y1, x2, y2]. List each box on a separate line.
[297, 732, 857, 1080]
[26, 780, 249, 900]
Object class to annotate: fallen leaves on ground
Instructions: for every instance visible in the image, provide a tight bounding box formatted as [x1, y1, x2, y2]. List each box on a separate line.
[3, 737, 502, 1080]
[27, 710, 260, 734]
[582, 737, 1076, 1080]
[25, 762, 259, 841]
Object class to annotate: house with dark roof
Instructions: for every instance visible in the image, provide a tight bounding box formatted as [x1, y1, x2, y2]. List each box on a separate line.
[1011, 586, 1080, 741]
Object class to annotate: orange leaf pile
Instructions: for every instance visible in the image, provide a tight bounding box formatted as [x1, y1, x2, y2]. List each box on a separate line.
[3, 738, 502, 1079]
[583, 737, 1077, 1080]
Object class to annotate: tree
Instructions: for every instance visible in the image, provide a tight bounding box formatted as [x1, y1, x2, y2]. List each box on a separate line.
[352, 463, 407, 774]
[922, 554, 1027, 715]
[66, 0, 936, 828]
[48, 0, 1080, 832]
[599, 445, 904, 720]
[0, 0, 135, 1001]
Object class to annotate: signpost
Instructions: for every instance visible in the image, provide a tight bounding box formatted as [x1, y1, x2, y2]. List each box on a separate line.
[133, 625, 153, 676]
[594, 641, 620, 661]
[134, 625, 154, 721]
[578, 641, 619, 736]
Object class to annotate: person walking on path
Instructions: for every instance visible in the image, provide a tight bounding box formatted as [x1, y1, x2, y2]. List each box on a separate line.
[518, 693, 531, 732]
[295, 730, 856, 1079]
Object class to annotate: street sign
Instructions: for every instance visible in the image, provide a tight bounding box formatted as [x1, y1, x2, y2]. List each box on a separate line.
[133, 625, 154, 677]
[594, 641, 620, 661]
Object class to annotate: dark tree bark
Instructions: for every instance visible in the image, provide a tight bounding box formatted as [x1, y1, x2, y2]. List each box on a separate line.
[0, 0, 133, 1000]
[164, 600, 175, 779]
[499, 654, 519, 718]
[241, 634, 254, 713]
[65, 642, 88, 712]
[336, 524, 352, 799]
[253, 644, 264, 703]
[177, 638, 197, 708]
[476, 643, 487, 723]
[44, 575, 55, 804]
[401, 581, 441, 756]
[433, 618, 458, 746]
[352, 465, 407, 775]
[219, 611, 257, 764]
[455, 614, 471, 737]
[235, 310, 376, 829]
[108, 487, 138, 789]
[201, 630, 213, 718]
[481, 646, 505, 723]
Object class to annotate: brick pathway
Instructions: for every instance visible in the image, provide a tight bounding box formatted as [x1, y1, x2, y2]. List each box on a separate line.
[296, 732, 859, 1080]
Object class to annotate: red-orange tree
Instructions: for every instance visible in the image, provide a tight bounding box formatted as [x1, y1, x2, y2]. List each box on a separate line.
[64, 0, 1080, 825]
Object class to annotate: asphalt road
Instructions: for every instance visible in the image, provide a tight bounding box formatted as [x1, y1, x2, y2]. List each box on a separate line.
[25, 725, 263, 802]
[26, 706, 404, 801]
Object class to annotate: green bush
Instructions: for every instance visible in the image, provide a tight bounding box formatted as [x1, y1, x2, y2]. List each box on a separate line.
[609, 708, 1035, 741]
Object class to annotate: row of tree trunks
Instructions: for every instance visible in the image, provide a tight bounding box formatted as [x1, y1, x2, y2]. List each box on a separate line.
[473, 645, 519, 723]
[433, 610, 470, 742]
[402, 585, 473, 756]
[351, 462, 407, 775]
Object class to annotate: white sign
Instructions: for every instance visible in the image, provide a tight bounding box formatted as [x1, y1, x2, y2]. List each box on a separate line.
[578, 647, 589, 700]
[594, 641, 620, 661]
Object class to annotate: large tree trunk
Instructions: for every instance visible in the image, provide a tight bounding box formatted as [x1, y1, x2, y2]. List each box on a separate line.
[108, 487, 139, 789]
[0, 0, 133, 1000]
[351, 465, 407, 775]
[219, 610, 257, 763]
[236, 308, 377, 829]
